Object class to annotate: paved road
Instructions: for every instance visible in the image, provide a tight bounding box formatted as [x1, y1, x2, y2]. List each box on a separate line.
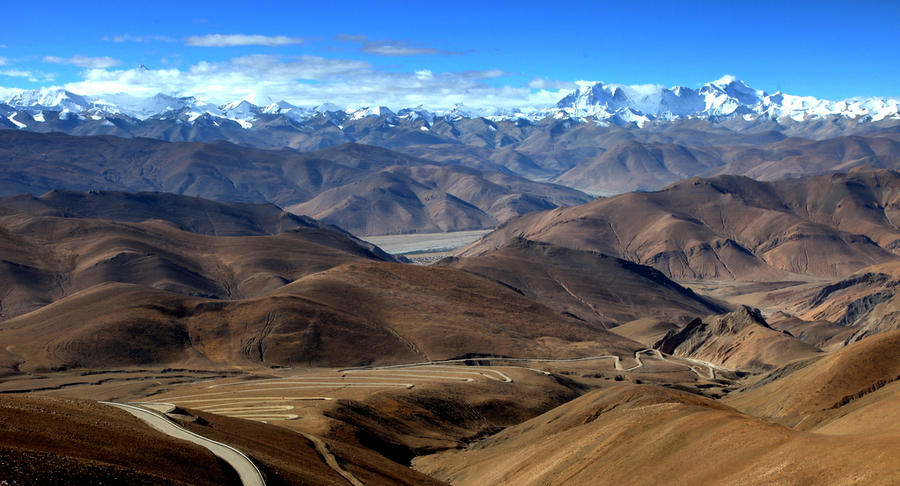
[101, 401, 266, 486]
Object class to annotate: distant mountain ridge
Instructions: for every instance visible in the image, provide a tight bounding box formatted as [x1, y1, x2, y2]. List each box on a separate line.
[2, 76, 897, 135]
[0, 131, 590, 235]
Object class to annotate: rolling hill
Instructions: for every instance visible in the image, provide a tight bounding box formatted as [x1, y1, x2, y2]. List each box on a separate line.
[0, 260, 640, 373]
[726, 330, 900, 430]
[0, 194, 395, 320]
[555, 135, 900, 195]
[413, 382, 900, 485]
[289, 165, 590, 235]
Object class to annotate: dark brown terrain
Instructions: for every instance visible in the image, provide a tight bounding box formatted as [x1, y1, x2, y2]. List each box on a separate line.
[0, 394, 238, 485]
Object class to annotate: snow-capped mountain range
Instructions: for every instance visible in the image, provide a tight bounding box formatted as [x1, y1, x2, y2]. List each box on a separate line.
[555, 76, 899, 125]
[2, 76, 898, 131]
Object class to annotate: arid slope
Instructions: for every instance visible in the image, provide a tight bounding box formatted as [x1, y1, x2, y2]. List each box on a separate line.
[461, 169, 900, 281]
[413, 383, 900, 486]
[654, 307, 821, 370]
[440, 238, 726, 326]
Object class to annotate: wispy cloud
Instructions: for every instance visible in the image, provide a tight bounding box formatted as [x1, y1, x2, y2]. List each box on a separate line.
[185, 34, 303, 47]
[65, 55, 369, 99]
[335, 34, 367, 43]
[0, 85, 21, 98]
[529, 78, 578, 90]
[0, 69, 55, 83]
[0, 57, 7, 66]
[61, 54, 566, 112]
[338, 35, 457, 56]
[103, 34, 176, 43]
[0, 69, 32, 78]
[44, 55, 121, 69]
[361, 43, 450, 56]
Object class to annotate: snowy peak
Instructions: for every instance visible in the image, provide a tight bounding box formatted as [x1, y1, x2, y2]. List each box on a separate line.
[700, 75, 764, 109]
[1, 77, 898, 130]
[348, 106, 396, 121]
[90, 93, 207, 120]
[6, 87, 92, 113]
[555, 76, 899, 123]
[397, 106, 436, 125]
[221, 99, 260, 122]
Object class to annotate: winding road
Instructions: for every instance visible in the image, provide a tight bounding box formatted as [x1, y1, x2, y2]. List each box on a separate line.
[153, 351, 725, 424]
[101, 401, 266, 486]
[130, 350, 733, 485]
[340, 348, 728, 380]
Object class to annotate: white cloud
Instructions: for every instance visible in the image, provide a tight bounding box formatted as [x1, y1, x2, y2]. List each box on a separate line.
[335, 34, 368, 43]
[0, 69, 53, 83]
[44, 55, 121, 69]
[185, 34, 303, 47]
[622, 83, 666, 95]
[0, 57, 7, 66]
[462, 69, 509, 79]
[59, 54, 568, 112]
[361, 43, 447, 56]
[338, 35, 456, 56]
[0, 85, 21, 98]
[0, 69, 32, 78]
[103, 34, 176, 43]
[65, 55, 368, 99]
[529, 77, 577, 90]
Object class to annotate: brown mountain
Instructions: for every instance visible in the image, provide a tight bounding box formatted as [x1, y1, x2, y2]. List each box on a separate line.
[287, 165, 590, 235]
[554, 141, 722, 194]
[0, 189, 348, 237]
[461, 169, 900, 281]
[0, 131, 590, 235]
[0, 194, 394, 320]
[0, 130, 359, 205]
[709, 134, 900, 181]
[438, 238, 726, 327]
[553, 135, 900, 195]
[0, 260, 639, 374]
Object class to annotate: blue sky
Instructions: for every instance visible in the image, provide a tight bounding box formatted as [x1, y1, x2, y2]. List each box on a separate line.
[0, 0, 897, 109]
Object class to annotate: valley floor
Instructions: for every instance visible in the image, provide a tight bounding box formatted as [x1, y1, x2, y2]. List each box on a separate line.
[361, 230, 492, 256]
